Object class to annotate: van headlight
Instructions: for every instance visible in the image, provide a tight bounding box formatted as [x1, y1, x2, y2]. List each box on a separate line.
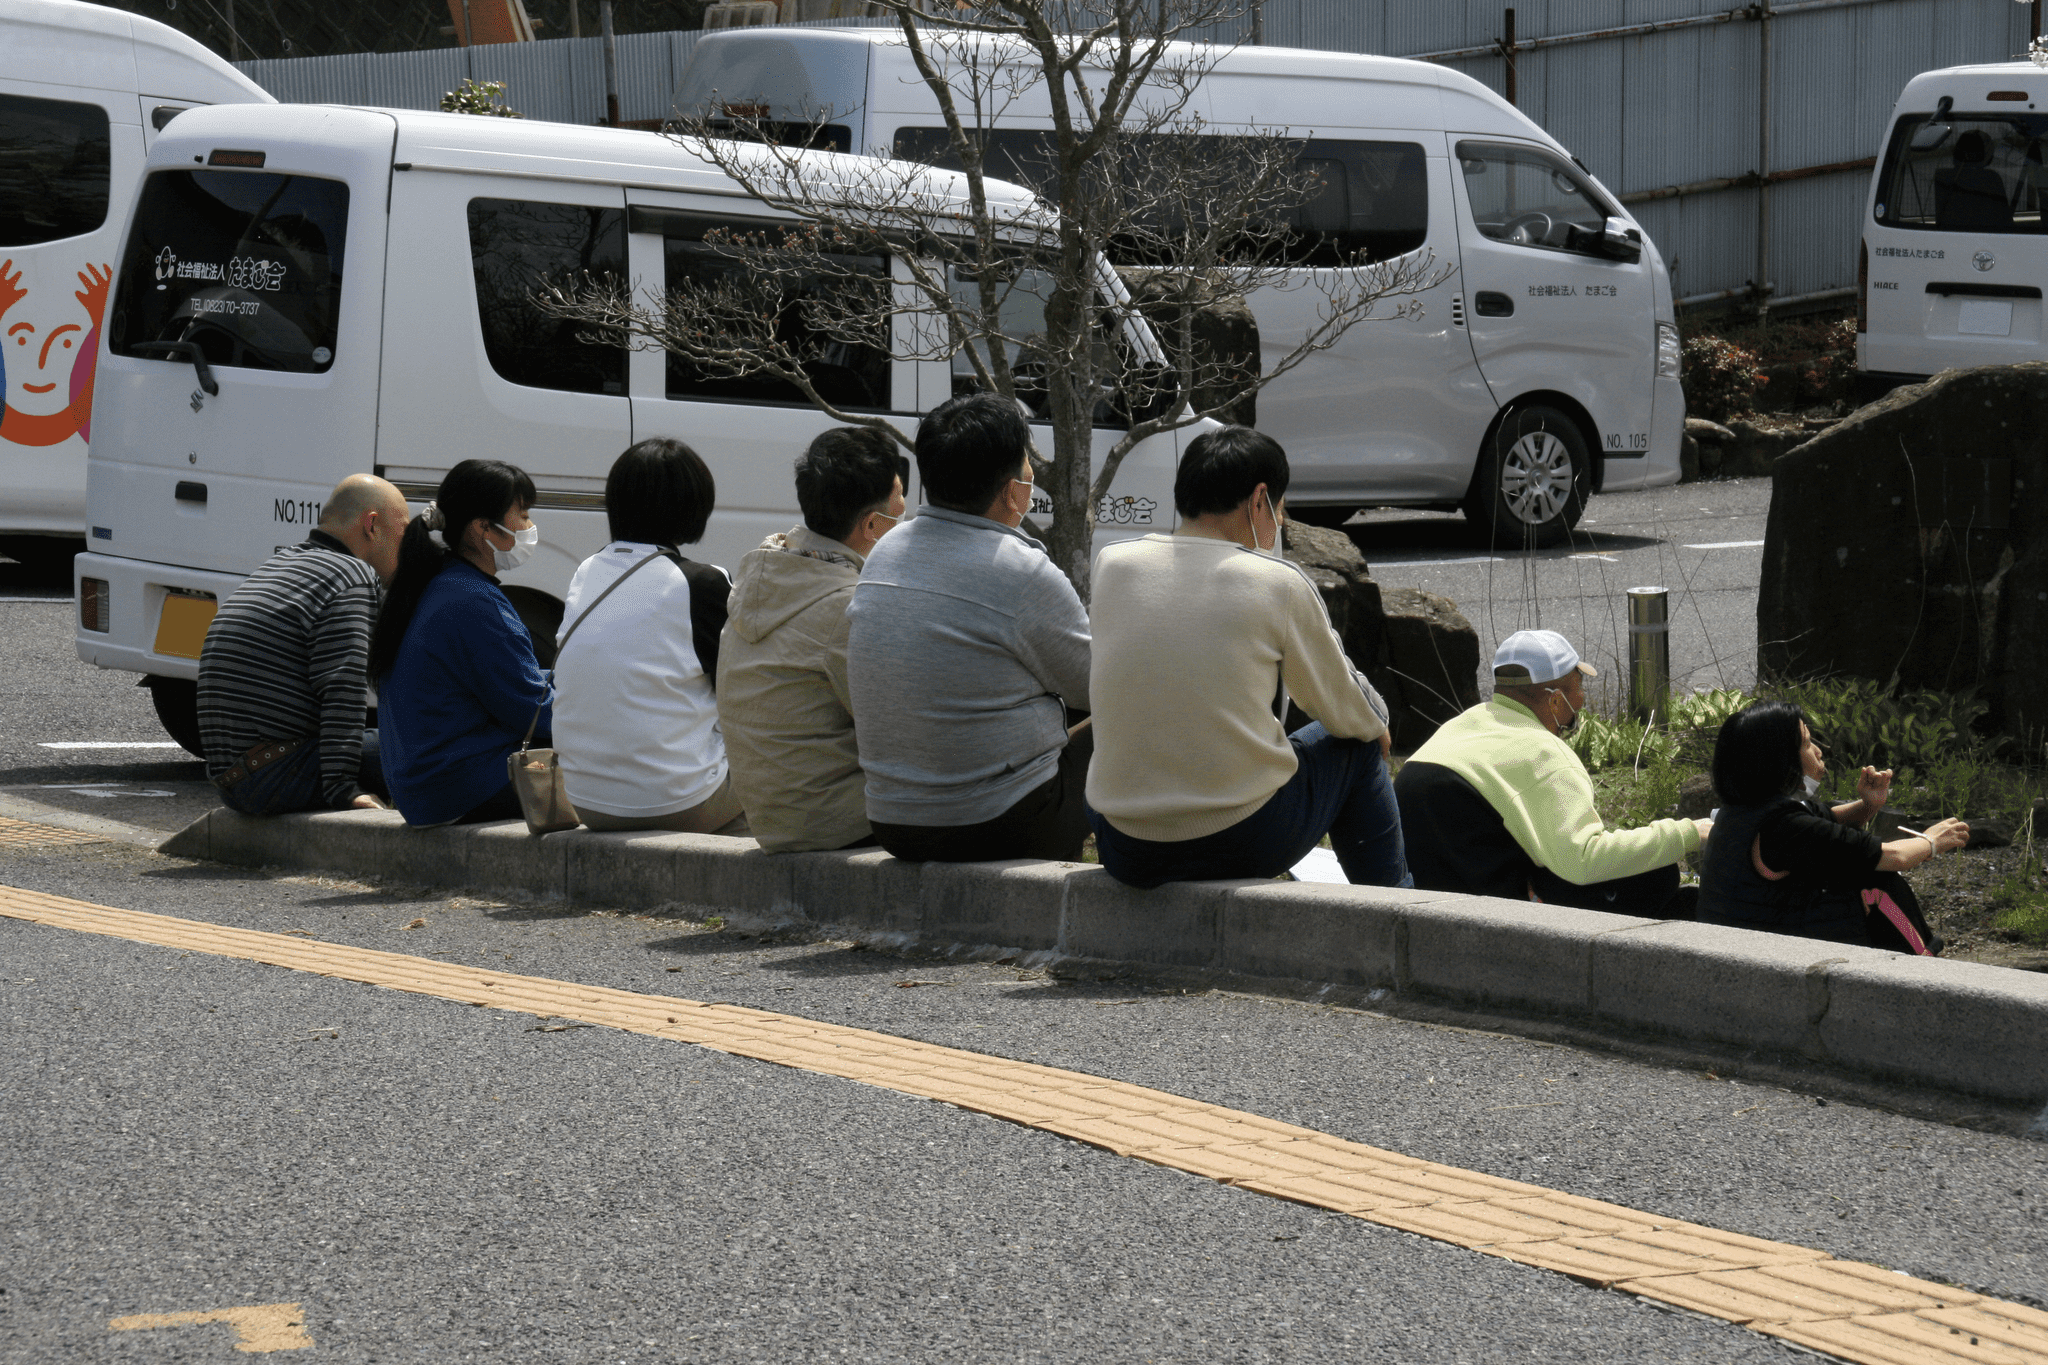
[1656, 321, 1681, 379]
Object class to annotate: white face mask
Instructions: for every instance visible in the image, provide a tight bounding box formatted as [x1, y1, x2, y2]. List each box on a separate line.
[490, 521, 538, 572]
[1802, 774, 1822, 797]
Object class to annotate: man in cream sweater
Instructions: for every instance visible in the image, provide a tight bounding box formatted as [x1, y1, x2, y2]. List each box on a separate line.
[1085, 426, 1409, 889]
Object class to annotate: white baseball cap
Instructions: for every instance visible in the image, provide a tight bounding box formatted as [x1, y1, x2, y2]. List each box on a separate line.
[1492, 629, 1598, 687]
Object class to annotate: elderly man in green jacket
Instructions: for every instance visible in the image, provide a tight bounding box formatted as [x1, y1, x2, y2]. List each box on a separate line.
[1394, 629, 1709, 917]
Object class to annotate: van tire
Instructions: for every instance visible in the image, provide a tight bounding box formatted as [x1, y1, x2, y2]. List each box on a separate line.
[140, 676, 204, 759]
[502, 586, 566, 670]
[1465, 404, 1591, 549]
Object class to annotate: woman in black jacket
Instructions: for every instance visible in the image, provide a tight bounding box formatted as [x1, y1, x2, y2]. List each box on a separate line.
[1697, 700, 1966, 953]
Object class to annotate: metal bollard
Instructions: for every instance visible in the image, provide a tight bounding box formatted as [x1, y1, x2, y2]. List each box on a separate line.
[1627, 587, 1670, 722]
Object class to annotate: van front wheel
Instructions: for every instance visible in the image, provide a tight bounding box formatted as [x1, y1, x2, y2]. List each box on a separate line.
[140, 676, 204, 759]
[1465, 405, 1591, 549]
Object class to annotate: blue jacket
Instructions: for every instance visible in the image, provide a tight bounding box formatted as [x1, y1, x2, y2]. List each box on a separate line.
[379, 559, 552, 826]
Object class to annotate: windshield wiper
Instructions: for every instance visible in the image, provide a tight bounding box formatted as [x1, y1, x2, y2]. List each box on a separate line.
[132, 340, 220, 396]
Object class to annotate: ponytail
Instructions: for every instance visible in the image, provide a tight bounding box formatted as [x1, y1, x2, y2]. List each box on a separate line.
[368, 459, 537, 679]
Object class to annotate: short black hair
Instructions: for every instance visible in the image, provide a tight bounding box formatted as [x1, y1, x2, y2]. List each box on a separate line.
[606, 438, 716, 545]
[796, 427, 910, 541]
[1174, 425, 1290, 518]
[1711, 699, 1808, 807]
[915, 392, 1030, 513]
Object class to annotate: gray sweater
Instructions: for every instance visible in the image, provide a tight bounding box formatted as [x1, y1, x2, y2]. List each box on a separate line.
[846, 506, 1091, 826]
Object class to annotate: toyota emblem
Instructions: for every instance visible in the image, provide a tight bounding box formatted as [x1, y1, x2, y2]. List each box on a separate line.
[1973, 251, 1997, 272]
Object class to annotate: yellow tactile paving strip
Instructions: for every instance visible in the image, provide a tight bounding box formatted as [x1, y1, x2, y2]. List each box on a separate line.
[0, 817, 108, 849]
[5, 882, 2043, 1365]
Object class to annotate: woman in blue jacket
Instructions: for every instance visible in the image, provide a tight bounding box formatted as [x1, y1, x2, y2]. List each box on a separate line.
[368, 459, 551, 826]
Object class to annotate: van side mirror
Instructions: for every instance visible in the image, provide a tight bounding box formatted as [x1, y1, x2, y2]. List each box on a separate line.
[1599, 218, 1642, 263]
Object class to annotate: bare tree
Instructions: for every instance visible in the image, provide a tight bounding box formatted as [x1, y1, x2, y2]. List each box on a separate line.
[540, 0, 1447, 598]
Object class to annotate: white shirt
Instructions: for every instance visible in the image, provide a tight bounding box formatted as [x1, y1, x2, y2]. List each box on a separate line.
[553, 542, 727, 818]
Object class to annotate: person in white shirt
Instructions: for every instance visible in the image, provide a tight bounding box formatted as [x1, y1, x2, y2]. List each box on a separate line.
[553, 438, 743, 834]
[1085, 425, 1409, 888]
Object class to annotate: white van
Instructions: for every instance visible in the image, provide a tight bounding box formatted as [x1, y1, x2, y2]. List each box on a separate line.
[73, 102, 1191, 750]
[676, 30, 1685, 544]
[1859, 63, 2048, 390]
[0, 0, 271, 570]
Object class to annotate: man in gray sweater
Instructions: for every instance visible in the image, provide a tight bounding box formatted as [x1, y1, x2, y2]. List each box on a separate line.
[846, 393, 1092, 861]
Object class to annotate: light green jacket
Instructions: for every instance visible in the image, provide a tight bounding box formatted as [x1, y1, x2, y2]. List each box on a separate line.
[1405, 694, 1700, 885]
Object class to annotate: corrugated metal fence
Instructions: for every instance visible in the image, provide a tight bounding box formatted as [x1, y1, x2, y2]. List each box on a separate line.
[235, 1, 2036, 308]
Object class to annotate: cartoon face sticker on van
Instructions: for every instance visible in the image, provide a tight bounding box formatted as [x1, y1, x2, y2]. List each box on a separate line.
[0, 256, 110, 448]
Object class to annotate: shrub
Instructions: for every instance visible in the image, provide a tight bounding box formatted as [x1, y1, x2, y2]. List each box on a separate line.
[441, 79, 523, 118]
[1680, 335, 1767, 420]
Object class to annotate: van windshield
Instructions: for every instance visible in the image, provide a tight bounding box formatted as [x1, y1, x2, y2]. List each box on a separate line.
[1876, 112, 2048, 234]
[111, 170, 349, 373]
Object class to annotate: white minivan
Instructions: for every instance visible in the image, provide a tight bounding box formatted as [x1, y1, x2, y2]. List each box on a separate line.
[1859, 63, 2048, 390]
[676, 30, 1685, 544]
[73, 102, 1191, 750]
[0, 0, 271, 570]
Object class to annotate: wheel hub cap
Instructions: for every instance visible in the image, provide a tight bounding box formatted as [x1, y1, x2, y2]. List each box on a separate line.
[1501, 431, 1573, 525]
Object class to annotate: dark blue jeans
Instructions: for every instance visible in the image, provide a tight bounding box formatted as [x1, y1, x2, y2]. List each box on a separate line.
[1089, 722, 1412, 890]
[217, 729, 385, 816]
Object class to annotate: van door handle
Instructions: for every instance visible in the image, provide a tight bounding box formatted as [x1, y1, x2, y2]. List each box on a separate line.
[175, 481, 208, 504]
[1474, 291, 1515, 317]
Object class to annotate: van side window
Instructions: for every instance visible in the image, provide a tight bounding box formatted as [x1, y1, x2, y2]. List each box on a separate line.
[0, 93, 111, 248]
[111, 169, 349, 373]
[1876, 114, 2048, 234]
[467, 198, 627, 395]
[1457, 142, 1614, 254]
[636, 206, 891, 411]
[891, 129, 1428, 267]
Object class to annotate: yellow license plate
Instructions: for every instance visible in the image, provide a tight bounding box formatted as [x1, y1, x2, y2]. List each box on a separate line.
[153, 594, 218, 660]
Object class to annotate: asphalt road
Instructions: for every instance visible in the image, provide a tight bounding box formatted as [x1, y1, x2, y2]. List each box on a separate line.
[1350, 476, 1770, 701]
[5, 490, 2046, 1364]
[6, 836, 2047, 1364]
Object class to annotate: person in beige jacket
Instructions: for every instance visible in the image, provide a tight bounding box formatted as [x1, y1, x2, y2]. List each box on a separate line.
[716, 427, 908, 853]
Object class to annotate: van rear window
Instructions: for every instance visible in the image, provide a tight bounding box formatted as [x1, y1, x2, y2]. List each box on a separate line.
[467, 198, 627, 395]
[0, 93, 111, 248]
[1876, 113, 2048, 234]
[892, 128, 1428, 268]
[111, 170, 349, 373]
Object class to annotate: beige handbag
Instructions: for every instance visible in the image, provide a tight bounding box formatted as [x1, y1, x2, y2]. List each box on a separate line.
[508, 548, 672, 836]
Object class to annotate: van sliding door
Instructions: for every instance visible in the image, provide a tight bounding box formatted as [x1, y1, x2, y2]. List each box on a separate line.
[377, 172, 631, 597]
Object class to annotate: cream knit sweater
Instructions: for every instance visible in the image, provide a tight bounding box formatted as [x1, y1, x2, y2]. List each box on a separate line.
[1085, 533, 1389, 843]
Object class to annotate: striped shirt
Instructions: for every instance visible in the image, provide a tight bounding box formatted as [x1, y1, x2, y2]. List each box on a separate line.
[196, 530, 379, 809]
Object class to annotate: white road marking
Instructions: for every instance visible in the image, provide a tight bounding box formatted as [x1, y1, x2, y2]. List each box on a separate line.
[1290, 845, 1349, 885]
[1569, 554, 1619, 562]
[1370, 556, 1507, 567]
[1682, 540, 1765, 549]
[39, 742, 185, 750]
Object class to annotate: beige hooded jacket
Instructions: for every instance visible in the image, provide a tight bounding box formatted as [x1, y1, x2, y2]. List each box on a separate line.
[715, 526, 870, 853]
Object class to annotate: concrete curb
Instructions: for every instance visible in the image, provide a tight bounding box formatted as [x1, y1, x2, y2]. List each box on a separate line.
[159, 807, 2048, 1107]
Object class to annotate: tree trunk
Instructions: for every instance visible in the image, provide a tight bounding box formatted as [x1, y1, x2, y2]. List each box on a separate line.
[1041, 269, 1098, 601]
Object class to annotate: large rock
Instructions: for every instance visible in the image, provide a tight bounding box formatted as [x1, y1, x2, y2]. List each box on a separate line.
[1282, 522, 1382, 661]
[1119, 270, 1259, 427]
[1282, 523, 1479, 749]
[1376, 587, 1482, 750]
[1759, 362, 2048, 739]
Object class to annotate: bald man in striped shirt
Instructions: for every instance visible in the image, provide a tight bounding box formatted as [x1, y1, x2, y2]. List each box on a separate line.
[197, 474, 409, 815]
